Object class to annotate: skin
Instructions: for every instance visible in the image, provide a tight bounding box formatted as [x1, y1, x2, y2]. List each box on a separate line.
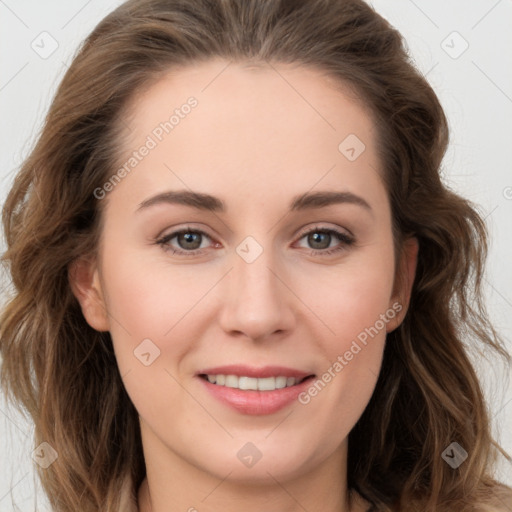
[70, 59, 418, 512]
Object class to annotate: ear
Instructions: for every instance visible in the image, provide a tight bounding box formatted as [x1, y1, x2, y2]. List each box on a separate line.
[68, 256, 110, 332]
[386, 236, 419, 333]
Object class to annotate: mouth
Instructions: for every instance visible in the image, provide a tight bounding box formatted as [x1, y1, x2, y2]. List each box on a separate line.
[198, 373, 314, 391]
[196, 365, 316, 415]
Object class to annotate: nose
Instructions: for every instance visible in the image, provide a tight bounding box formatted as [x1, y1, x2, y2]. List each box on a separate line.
[218, 245, 296, 342]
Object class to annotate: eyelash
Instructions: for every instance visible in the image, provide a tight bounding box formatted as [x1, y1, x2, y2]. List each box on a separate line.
[155, 224, 355, 258]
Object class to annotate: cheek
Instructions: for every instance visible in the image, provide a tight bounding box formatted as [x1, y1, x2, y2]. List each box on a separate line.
[101, 248, 215, 340]
[99, 250, 222, 421]
[295, 241, 396, 343]
[293, 243, 395, 428]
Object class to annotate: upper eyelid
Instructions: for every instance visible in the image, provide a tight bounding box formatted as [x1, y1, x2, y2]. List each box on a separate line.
[157, 226, 214, 242]
[294, 223, 353, 239]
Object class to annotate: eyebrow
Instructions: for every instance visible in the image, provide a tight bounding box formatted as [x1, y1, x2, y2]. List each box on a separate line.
[136, 189, 372, 214]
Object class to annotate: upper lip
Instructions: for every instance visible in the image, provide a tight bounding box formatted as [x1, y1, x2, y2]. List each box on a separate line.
[197, 365, 314, 379]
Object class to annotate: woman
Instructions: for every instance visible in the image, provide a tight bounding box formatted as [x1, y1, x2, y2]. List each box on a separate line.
[1, 0, 510, 511]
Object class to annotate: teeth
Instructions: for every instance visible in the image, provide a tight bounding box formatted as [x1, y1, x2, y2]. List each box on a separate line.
[239, 376, 258, 390]
[224, 375, 238, 388]
[275, 376, 287, 389]
[204, 374, 300, 390]
[258, 377, 275, 391]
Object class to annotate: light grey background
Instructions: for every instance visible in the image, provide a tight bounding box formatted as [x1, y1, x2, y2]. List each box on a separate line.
[1, 1, 511, 510]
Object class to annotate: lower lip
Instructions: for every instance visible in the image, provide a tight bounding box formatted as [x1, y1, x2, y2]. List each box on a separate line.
[198, 376, 315, 415]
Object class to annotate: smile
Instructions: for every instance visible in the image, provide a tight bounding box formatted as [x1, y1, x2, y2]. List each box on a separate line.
[196, 365, 316, 415]
[199, 374, 311, 391]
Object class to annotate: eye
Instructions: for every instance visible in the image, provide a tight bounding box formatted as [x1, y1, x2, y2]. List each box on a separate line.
[295, 225, 355, 256]
[155, 224, 355, 257]
[155, 226, 216, 256]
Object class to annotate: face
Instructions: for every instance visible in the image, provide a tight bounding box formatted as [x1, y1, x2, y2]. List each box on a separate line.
[71, 59, 417, 485]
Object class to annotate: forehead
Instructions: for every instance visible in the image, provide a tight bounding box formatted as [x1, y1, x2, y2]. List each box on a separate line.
[124, 59, 376, 143]
[109, 59, 384, 211]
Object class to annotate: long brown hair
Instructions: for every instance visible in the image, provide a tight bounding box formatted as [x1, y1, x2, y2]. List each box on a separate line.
[1, 0, 510, 510]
